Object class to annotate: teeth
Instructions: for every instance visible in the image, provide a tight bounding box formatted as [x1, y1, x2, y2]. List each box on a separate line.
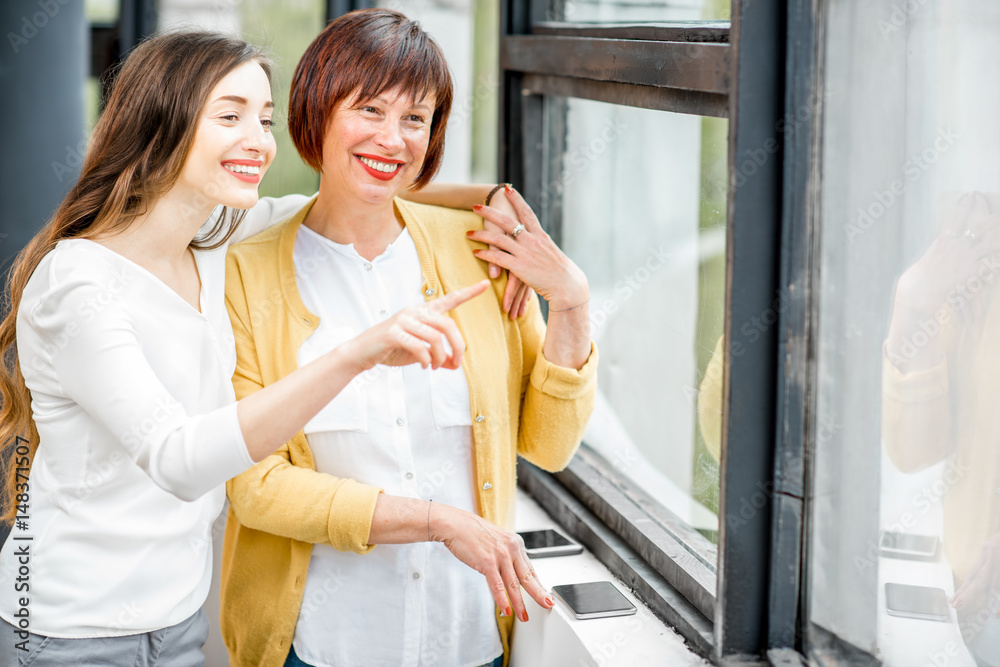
[224, 163, 260, 175]
[359, 156, 400, 173]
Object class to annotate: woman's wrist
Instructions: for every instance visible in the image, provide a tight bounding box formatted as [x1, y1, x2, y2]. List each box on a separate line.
[328, 337, 370, 376]
[427, 501, 461, 543]
[546, 276, 589, 312]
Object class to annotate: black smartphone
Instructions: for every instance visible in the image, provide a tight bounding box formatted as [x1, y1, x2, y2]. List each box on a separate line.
[884, 583, 950, 622]
[879, 531, 939, 562]
[518, 529, 584, 558]
[552, 581, 638, 620]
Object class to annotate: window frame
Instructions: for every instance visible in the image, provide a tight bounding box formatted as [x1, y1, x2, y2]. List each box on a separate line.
[499, 1, 791, 662]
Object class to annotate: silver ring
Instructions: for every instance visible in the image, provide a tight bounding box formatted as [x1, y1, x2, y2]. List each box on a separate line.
[510, 223, 526, 238]
[964, 229, 978, 244]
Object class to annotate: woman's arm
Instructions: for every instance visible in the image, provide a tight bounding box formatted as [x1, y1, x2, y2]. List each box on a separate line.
[400, 182, 495, 209]
[368, 495, 552, 622]
[230, 278, 489, 462]
[468, 186, 592, 369]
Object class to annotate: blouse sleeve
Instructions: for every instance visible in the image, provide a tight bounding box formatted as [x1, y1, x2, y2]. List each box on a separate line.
[26, 261, 255, 502]
[227, 193, 316, 245]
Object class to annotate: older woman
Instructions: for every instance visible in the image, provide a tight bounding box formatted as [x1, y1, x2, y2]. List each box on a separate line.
[219, 10, 597, 667]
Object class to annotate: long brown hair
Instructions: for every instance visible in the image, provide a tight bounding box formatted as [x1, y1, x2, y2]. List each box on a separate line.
[0, 31, 272, 523]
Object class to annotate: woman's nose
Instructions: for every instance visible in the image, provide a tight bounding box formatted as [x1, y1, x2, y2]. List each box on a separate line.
[241, 120, 269, 154]
[374, 119, 405, 153]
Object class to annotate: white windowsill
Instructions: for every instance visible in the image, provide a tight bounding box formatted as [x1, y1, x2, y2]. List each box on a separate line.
[510, 491, 709, 667]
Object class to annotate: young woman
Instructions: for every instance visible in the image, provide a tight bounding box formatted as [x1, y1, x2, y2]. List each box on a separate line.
[0, 30, 510, 666]
[219, 10, 597, 667]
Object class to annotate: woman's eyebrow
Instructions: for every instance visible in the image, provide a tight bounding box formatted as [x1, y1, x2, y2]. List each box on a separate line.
[210, 95, 274, 109]
[370, 94, 432, 112]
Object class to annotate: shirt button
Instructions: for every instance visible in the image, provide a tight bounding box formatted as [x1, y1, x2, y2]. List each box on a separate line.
[364, 262, 373, 271]
[396, 417, 406, 427]
[412, 572, 421, 580]
[406, 472, 414, 479]
[379, 310, 388, 319]
[475, 414, 485, 422]
[425, 288, 436, 297]
[483, 482, 493, 490]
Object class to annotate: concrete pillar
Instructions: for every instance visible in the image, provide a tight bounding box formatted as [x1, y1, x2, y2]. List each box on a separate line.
[0, 0, 86, 272]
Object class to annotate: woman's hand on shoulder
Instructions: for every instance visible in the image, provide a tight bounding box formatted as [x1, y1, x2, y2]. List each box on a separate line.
[470, 186, 589, 313]
[430, 502, 554, 622]
[480, 191, 538, 320]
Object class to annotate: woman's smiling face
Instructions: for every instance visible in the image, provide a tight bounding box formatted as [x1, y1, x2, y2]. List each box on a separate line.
[319, 86, 435, 205]
[177, 60, 276, 211]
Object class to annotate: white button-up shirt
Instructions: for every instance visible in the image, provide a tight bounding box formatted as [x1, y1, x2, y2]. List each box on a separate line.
[290, 223, 503, 667]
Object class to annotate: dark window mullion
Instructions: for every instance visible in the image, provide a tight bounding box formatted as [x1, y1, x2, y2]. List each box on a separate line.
[501, 35, 730, 95]
[715, 0, 786, 660]
[521, 74, 728, 118]
[532, 21, 729, 42]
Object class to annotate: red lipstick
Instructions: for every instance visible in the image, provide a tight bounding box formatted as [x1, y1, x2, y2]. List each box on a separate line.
[355, 154, 403, 182]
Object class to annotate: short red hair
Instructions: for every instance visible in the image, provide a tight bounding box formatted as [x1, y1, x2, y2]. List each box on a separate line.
[289, 9, 453, 190]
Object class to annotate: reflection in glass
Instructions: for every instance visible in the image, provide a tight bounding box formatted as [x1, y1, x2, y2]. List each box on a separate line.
[553, 97, 727, 561]
[811, 1, 1000, 664]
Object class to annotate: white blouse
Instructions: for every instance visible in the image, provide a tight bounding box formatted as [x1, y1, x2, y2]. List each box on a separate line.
[290, 224, 503, 667]
[0, 194, 310, 637]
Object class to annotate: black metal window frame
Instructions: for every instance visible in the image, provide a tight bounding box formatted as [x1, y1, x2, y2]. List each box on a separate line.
[500, 1, 795, 663]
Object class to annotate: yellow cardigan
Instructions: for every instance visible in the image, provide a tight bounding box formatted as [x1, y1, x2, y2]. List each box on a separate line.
[219, 197, 598, 667]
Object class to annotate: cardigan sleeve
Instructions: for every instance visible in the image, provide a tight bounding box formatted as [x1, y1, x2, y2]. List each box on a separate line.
[881, 342, 955, 473]
[514, 293, 598, 472]
[224, 251, 383, 554]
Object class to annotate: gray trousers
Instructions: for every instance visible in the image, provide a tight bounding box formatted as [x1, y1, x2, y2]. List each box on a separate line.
[1, 608, 208, 667]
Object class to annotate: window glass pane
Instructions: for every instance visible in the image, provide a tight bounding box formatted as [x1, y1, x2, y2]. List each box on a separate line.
[544, 0, 729, 22]
[810, 1, 999, 664]
[85, 0, 119, 134]
[158, 0, 325, 199]
[550, 96, 727, 561]
[85, 0, 117, 22]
